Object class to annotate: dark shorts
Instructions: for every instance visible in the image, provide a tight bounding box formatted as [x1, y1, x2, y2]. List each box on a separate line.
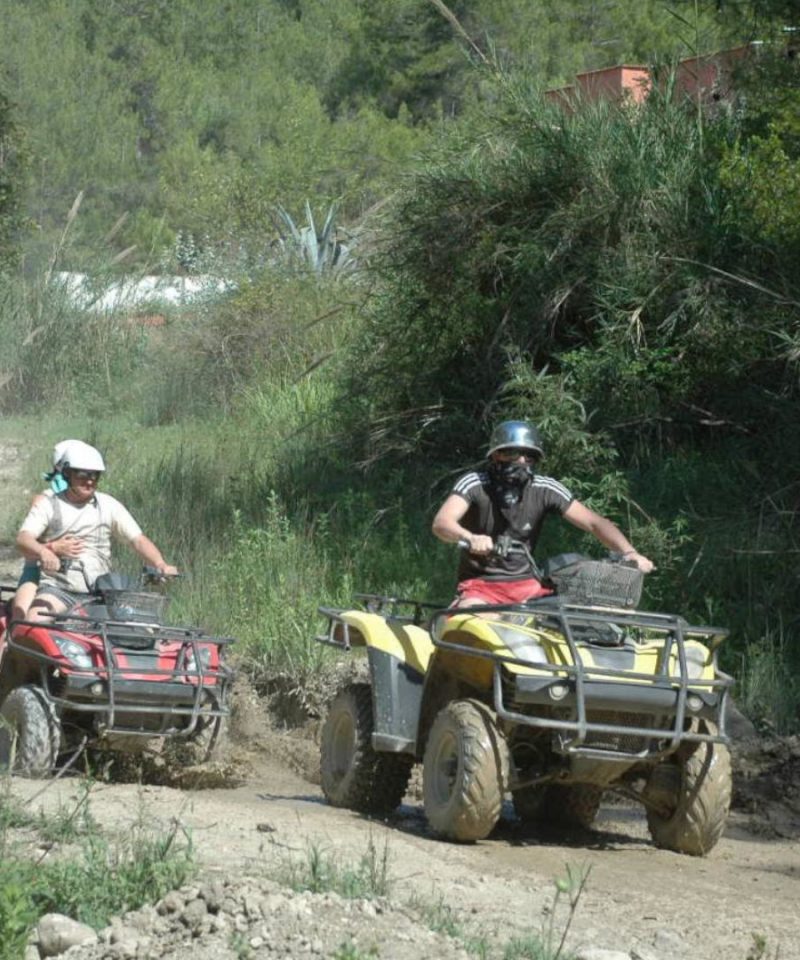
[17, 561, 41, 588]
[33, 585, 91, 612]
[455, 577, 553, 606]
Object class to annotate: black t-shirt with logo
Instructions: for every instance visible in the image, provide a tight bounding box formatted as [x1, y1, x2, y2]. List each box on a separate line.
[452, 471, 574, 581]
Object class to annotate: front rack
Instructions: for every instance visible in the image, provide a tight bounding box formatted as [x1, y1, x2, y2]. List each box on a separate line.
[6, 615, 236, 738]
[429, 598, 733, 758]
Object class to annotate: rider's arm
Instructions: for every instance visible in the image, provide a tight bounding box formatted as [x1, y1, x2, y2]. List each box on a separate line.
[16, 496, 60, 572]
[130, 534, 179, 577]
[432, 495, 493, 555]
[16, 530, 60, 572]
[563, 500, 654, 573]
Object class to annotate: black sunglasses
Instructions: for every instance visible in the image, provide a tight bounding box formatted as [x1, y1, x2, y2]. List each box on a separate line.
[70, 469, 101, 482]
[495, 448, 538, 462]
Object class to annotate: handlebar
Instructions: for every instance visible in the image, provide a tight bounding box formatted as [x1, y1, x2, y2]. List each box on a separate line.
[457, 535, 533, 561]
[457, 535, 638, 571]
[141, 565, 183, 585]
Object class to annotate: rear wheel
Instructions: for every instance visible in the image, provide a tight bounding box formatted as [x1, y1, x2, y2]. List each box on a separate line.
[541, 783, 603, 829]
[423, 699, 509, 843]
[320, 683, 413, 814]
[0, 686, 61, 776]
[644, 723, 732, 856]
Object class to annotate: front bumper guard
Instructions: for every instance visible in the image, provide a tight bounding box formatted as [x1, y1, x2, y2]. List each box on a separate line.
[430, 600, 733, 761]
[7, 616, 236, 739]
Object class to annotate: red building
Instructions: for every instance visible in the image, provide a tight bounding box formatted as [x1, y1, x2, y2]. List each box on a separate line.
[545, 44, 755, 108]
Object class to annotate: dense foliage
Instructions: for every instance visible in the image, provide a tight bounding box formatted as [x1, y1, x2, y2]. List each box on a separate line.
[1, 0, 737, 267]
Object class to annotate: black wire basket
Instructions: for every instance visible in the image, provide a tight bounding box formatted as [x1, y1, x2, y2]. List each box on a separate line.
[548, 560, 643, 609]
[103, 590, 170, 623]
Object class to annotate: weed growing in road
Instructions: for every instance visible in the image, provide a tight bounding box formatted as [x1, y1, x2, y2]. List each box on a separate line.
[34, 781, 97, 845]
[746, 932, 781, 960]
[229, 931, 254, 960]
[332, 941, 379, 960]
[274, 833, 392, 899]
[534, 864, 590, 960]
[409, 864, 589, 960]
[408, 892, 489, 956]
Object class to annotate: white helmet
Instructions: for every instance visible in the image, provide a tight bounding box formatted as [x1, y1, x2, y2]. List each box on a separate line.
[52, 439, 81, 469]
[57, 440, 106, 473]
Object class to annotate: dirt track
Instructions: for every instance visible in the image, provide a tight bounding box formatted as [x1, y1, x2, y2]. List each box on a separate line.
[2, 440, 800, 960]
[8, 727, 800, 960]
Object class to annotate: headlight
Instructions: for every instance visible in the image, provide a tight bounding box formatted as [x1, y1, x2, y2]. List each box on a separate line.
[669, 644, 708, 680]
[492, 625, 549, 664]
[54, 637, 93, 670]
[186, 646, 213, 671]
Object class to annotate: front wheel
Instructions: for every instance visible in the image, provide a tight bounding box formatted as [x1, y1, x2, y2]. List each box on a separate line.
[320, 683, 413, 814]
[644, 723, 732, 856]
[0, 686, 61, 776]
[164, 715, 225, 766]
[423, 699, 509, 843]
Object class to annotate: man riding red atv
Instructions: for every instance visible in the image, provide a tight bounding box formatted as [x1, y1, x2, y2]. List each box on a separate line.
[0, 567, 235, 775]
[0, 439, 234, 775]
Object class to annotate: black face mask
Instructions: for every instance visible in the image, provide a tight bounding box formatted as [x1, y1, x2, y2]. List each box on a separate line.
[488, 460, 533, 505]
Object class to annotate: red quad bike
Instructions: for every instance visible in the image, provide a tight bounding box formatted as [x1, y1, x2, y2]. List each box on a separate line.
[0, 567, 235, 776]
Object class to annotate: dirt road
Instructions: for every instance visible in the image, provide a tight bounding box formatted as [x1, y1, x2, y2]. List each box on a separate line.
[2, 439, 800, 960]
[9, 728, 800, 960]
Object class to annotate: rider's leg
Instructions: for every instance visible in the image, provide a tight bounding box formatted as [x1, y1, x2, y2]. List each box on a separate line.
[27, 592, 68, 622]
[11, 582, 38, 621]
[10, 561, 41, 621]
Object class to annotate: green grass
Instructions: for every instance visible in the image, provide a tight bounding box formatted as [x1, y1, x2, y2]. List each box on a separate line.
[272, 835, 392, 900]
[408, 893, 491, 958]
[331, 943, 379, 960]
[737, 628, 800, 735]
[408, 865, 589, 960]
[0, 782, 195, 957]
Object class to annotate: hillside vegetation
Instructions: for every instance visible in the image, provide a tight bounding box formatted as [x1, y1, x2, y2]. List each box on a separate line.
[0, 0, 798, 731]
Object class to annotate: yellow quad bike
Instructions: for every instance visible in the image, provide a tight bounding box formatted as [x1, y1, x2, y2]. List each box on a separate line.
[315, 539, 734, 856]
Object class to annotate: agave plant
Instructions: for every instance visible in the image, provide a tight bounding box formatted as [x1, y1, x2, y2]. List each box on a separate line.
[272, 201, 357, 278]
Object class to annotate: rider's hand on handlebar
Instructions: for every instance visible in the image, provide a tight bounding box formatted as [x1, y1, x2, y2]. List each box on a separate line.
[462, 534, 494, 556]
[619, 550, 655, 574]
[629, 552, 655, 574]
[141, 563, 180, 583]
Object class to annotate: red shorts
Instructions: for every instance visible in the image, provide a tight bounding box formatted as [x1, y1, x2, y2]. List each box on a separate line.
[455, 577, 553, 606]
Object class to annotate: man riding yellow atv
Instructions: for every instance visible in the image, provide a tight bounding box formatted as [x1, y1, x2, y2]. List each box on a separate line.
[315, 539, 733, 856]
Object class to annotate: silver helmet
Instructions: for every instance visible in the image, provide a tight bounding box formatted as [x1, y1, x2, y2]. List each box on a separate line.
[487, 420, 544, 458]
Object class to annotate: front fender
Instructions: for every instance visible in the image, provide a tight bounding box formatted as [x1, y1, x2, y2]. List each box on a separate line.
[339, 611, 433, 756]
[339, 611, 433, 675]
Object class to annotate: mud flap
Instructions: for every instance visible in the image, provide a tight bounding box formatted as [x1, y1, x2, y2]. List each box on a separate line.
[367, 646, 423, 754]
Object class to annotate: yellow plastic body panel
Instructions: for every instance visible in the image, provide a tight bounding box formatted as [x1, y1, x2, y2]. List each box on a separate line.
[340, 611, 433, 676]
[437, 613, 715, 691]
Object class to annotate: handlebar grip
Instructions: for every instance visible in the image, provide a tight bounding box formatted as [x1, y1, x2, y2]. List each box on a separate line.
[142, 565, 182, 581]
[457, 538, 471, 550]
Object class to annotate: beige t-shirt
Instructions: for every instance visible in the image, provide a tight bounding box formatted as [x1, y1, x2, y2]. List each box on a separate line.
[19, 490, 143, 593]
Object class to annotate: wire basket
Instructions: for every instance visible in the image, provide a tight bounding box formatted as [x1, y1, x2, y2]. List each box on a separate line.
[103, 590, 170, 623]
[548, 560, 643, 609]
